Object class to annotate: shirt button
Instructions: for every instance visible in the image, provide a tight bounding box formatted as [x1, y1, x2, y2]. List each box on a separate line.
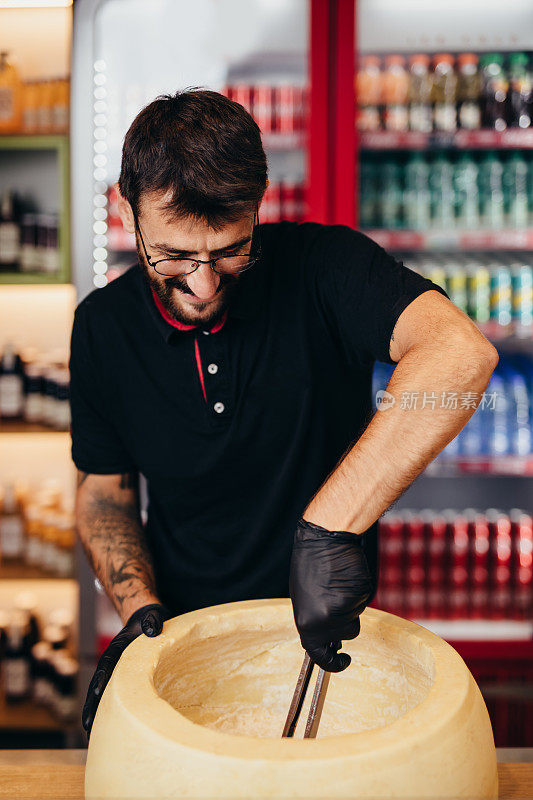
[207, 363, 218, 375]
[214, 401, 225, 414]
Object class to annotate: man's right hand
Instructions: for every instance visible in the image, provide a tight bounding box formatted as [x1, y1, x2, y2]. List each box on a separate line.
[82, 602, 171, 740]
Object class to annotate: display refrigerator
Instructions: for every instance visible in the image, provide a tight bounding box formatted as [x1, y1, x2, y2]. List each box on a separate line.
[71, 0, 532, 746]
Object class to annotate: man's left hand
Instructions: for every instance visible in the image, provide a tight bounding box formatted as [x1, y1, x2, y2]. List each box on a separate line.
[289, 517, 374, 672]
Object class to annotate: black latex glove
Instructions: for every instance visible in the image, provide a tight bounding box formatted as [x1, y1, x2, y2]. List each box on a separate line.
[289, 517, 374, 672]
[82, 602, 171, 741]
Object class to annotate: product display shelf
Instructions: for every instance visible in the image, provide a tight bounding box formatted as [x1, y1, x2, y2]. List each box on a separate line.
[362, 229, 533, 252]
[0, 563, 74, 581]
[360, 129, 533, 151]
[0, 421, 68, 434]
[0, 135, 70, 285]
[0, 692, 66, 732]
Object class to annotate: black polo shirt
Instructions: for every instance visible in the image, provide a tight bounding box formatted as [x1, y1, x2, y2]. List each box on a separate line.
[69, 221, 447, 615]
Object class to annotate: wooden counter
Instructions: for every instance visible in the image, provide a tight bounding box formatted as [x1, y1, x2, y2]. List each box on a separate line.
[0, 751, 530, 799]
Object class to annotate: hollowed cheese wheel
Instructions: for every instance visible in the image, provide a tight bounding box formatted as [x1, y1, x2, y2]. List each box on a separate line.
[85, 599, 498, 799]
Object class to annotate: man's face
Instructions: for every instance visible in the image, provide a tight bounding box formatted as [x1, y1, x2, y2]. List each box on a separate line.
[129, 190, 255, 329]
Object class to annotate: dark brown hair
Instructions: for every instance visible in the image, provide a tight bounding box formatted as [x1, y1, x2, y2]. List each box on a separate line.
[118, 88, 268, 229]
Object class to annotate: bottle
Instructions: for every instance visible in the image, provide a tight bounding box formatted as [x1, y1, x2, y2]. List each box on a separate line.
[478, 152, 504, 228]
[31, 640, 52, 705]
[356, 55, 382, 132]
[4, 610, 31, 702]
[507, 53, 532, 129]
[408, 54, 433, 133]
[0, 190, 20, 272]
[404, 154, 431, 229]
[503, 152, 529, 228]
[382, 55, 409, 132]
[429, 155, 455, 229]
[453, 154, 480, 229]
[457, 53, 481, 130]
[480, 53, 508, 131]
[379, 159, 404, 229]
[0, 51, 22, 134]
[53, 655, 78, 721]
[14, 591, 41, 648]
[36, 79, 53, 134]
[0, 343, 24, 419]
[0, 482, 25, 562]
[19, 214, 38, 273]
[510, 262, 533, 333]
[21, 81, 38, 133]
[359, 160, 379, 227]
[432, 54, 457, 132]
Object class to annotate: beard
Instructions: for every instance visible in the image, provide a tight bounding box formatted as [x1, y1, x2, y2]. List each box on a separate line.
[135, 235, 240, 330]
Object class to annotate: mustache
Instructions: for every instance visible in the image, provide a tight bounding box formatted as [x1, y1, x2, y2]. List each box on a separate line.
[164, 273, 238, 293]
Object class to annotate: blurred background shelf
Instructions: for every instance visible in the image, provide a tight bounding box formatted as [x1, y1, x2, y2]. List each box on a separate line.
[360, 129, 533, 150]
[362, 230, 533, 251]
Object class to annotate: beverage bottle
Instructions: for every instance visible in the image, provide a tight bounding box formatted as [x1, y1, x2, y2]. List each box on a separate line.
[0, 51, 22, 134]
[355, 55, 382, 132]
[408, 54, 433, 133]
[379, 159, 403, 229]
[432, 54, 457, 132]
[453, 154, 480, 229]
[22, 81, 38, 134]
[487, 371, 510, 456]
[381, 55, 409, 132]
[429, 154, 455, 229]
[502, 152, 528, 228]
[404, 154, 430, 229]
[0, 482, 25, 561]
[480, 53, 508, 131]
[528, 152, 533, 226]
[507, 52, 532, 129]
[478, 151, 504, 228]
[510, 262, 533, 333]
[4, 610, 32, 702]
[457, 53, 481, 130]
[0, 190, 20, 271]
[0, 343, 25, 419]
[359, 160, 379, 228]
[466, 262, 491, 325]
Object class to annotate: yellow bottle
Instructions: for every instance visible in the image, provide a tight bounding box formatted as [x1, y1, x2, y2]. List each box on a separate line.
[0, 51, 22, 134]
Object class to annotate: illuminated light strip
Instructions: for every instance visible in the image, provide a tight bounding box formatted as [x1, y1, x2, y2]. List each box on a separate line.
[92, 60, 108, 288]
[0, 1, 72, 6]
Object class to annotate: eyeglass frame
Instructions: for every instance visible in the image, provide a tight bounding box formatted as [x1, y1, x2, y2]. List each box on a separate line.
[133, 206, 261, 277]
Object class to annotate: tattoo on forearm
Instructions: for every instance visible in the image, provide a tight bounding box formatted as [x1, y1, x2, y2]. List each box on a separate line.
[77, 475, 157, 616]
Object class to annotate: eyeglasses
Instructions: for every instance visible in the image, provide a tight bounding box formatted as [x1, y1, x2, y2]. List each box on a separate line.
[134, 208, 261, 277]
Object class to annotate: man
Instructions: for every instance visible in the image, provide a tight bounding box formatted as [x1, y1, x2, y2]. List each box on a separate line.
[71, 90, 498, 739]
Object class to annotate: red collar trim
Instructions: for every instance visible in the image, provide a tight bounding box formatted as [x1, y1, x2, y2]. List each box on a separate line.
[150, 288, 227, 332]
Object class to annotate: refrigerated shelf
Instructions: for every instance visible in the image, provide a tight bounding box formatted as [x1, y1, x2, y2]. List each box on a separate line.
[359, 130, 533, 151]
[363, 229, 533, 252]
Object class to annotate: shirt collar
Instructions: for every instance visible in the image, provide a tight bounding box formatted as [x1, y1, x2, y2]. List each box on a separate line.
[136, 260, 263, 343]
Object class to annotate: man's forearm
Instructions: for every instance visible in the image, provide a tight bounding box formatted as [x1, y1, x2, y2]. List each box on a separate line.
[75, 472, 160, 624]
[303, 333, 498, 534]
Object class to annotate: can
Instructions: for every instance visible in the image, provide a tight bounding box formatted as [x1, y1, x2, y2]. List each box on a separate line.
[275, 84, 298, 134]
[231, 84, 254, 114]
[280, 180, 299, 221]
[378, 513, 405, 615]
[423, 511, 448, 619]
[487, 509, 513, 619]
[510, 509, 533, 621]
[404, 511, 426, 619]
[446, 510, 469, 619]
[253, 84, 274, 133]
[469, 511, 490, 619]
[489, 265, 513, 328]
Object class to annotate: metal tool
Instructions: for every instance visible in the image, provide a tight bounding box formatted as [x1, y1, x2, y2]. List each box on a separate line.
[282, 642, 340, 738]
